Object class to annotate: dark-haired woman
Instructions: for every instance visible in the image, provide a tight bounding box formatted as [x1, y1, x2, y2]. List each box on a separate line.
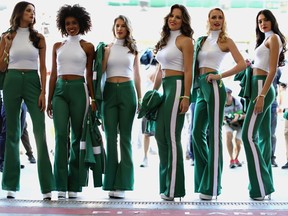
[47, 4, 96, 199]
[241, 9, 286, 201]
[0, 1, 54, 200]
[192, 8, 246, 200]
[101, 15, 141, 199]
[152, 4, 193, 201]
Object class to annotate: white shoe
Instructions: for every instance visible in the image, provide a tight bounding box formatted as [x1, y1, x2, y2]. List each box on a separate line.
[110, 190, 125, 199]
[108, 191, 114, 198]
[140, 158, 148, 167]
[160, 193, 174, 201]
[190, 159, 194, 166]
[58, 191, 66, 199]
[251, 194, 271, 201]
[7, 191, 16, 199]
[199, 193, 212, 200]
[68, 192, 77, 199]
[251, 196, 265, 201]
[43, 192, 51, 200]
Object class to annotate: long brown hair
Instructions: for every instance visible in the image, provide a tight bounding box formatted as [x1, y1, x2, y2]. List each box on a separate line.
[9, 1, 41, 49]
[155, 4, 193, 53]
[112, 15, 138, 55]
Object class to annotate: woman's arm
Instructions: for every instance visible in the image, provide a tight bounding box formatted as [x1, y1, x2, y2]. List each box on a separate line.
[133, 54, 142, 105]
[46, 42, 60, 118]
[38, 34, 47, 112]
[254, 34, 280, 114]
[101, 43, 112, 73]
[179, 36, 193, 114]
[206, 38, 246, 82]
[84, 41, 96, 111]
[0, 33, 12, 72]
[221, 38, 247, 78]
[152, 64, 162, 91]
[260, 34, 280, 96]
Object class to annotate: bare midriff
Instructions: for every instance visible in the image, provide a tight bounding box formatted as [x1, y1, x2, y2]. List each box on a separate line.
[59, 75, 84, 80]
[199, 67, 217, 75]
[162, 69, 183, 77]
[106, 76, 132, 83]
[253, 68, 268, 76]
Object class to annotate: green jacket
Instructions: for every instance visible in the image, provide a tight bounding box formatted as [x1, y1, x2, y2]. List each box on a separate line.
[234, 65, 252, 112]
[93, 42, 106, 120]
[79, 107, 106, 188]
[191, 36, 207, 102]
[234, 65, 252, 99]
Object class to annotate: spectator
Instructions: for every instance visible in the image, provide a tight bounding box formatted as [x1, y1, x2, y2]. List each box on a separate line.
[223, 87, 245, 168]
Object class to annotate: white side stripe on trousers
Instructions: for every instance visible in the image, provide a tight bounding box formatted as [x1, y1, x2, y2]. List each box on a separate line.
[169, 79, 182, 198]
[212, 80, 220, 197]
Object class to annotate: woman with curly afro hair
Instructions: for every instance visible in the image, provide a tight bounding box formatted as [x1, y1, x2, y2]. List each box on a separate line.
[47, 4, 96, 199]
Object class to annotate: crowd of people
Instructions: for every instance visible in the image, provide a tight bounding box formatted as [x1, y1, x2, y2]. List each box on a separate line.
[0, 1, 287, 203]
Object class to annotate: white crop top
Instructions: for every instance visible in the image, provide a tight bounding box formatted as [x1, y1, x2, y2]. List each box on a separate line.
[57, 35, 87, 76]
[198, 30, 227, 71]
[156, 30, 184, 72]
[252, 31, 282, 73]
[8, 27, 38, 70]
[106, 39, 135, 79]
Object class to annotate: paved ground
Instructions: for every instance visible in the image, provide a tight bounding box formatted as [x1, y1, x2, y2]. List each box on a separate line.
[0, 115, 287, 215]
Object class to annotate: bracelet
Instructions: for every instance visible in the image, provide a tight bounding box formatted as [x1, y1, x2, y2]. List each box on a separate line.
[3, 50, 9, 64]
[238, 114, 242, 121]
[219, 73, 222, 79]
[91, 99, 95, 102]
[180, 95, 190, 100]
[253, 94, 265, 103]
[138, 98, 142, 103]
[4, 50, 9, 56]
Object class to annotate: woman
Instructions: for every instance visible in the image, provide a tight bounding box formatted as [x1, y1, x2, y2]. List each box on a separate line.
[0, 1, 54, 200]
[192, 8, 246, 200]
[241, 9, 286, 201]
[153, 4, 193, 201]
[46, 4, 96, 199]
[101, 15, 141, 199]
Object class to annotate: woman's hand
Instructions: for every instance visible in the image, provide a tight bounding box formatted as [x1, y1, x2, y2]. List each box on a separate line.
[38, 92, 46, 112]
[253, 96, 264, 114]
[4, 33, 12, 50]
[91, 101, 97, 112]
[206, 73, 221, 83]
[179, 97, 189, 114]
[46, 102, 53, 119]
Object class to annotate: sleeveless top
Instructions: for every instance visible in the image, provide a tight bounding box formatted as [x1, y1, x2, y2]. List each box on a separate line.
[8, 27, 38, 70]
[198, 30, 227, 71]
[106, 39, 134, 79]
[57, 35, 87, 76]
[156, 30, 184, 72]
[253, 30, 283, 73]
